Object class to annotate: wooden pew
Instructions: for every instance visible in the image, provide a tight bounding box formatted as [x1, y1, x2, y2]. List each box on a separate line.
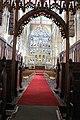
[65, 62, 80, 120]
[59, 63, 66, 98]
[0, 60, 7, 120]
[57, 62, 80, 120]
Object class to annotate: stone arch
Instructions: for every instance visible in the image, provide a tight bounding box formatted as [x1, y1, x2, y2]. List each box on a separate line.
[16, 8, 67, 38]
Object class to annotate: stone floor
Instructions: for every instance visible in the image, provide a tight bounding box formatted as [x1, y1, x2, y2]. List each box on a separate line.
[16, 73, 65, 106]
[7, 73, 65, 120]
[11, 105, 58, 120]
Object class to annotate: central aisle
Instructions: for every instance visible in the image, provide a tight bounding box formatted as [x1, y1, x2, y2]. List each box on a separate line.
[17, 74, 60, 106]
[12, 105, 58, 120]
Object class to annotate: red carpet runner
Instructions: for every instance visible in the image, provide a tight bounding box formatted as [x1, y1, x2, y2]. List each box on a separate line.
[17, 75, 60, 106]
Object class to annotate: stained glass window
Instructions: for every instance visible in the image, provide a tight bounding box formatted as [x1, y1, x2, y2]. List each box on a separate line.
[29, 26, 51, 56]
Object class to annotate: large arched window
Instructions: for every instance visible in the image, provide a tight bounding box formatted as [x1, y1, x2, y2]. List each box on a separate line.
[29, 26, 51, 56]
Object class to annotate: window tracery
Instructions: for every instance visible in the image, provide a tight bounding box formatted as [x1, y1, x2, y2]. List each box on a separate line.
[29, 26, 51, 56]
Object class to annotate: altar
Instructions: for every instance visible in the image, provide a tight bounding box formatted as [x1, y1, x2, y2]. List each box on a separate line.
[35, 66, 45, 70]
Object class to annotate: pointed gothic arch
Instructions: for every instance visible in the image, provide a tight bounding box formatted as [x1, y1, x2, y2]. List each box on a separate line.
[16, 8, 67, 39]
